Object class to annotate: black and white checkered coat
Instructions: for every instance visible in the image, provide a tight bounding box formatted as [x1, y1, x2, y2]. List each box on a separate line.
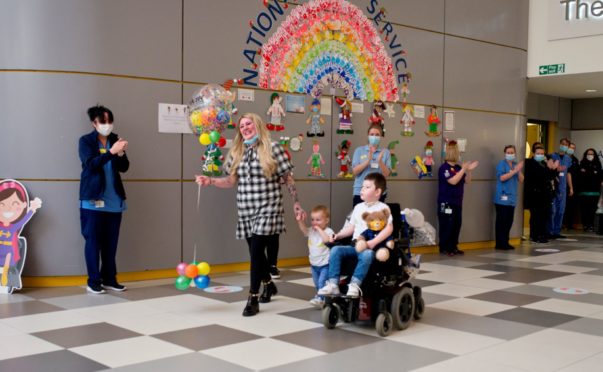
[225, 142, 294, 239]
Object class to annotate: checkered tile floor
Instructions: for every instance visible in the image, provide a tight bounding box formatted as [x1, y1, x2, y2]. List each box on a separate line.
[2, 233, 603, 371]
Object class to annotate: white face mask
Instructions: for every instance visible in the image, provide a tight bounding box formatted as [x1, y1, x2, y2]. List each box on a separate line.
[96, 123, 113, 137]
[587, 155, 595, 161]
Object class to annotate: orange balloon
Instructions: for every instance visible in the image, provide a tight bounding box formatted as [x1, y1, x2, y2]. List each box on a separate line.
[184, 264, 198, 278]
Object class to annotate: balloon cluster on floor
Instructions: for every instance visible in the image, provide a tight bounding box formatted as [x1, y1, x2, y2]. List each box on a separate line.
[175, 261, 211, 290]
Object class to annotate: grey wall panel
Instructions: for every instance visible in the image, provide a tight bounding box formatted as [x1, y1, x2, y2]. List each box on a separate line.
[458, 181, 496, 242]
[19, 182, 84, 276]
[526, 93, 559, 122]
[572, 98, 603, 130]
[117, 182, 182, 271]
[184, 0, 268, 83]
[0, 73, 182, 180]
[0, 0, 182, 80]
[444, 36, 527, 114]
[349, 0, 445, 32]
[445, 0, 528, 49]
[559, 98, 572, 129]
[21, 181, 182, 276]
[440, 110, 526, 180]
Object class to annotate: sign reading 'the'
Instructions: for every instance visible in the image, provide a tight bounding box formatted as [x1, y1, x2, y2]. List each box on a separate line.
[549, 0, 603, 40]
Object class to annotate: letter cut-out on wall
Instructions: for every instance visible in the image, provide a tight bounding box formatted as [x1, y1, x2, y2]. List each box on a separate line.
[0, 179, 42, 294]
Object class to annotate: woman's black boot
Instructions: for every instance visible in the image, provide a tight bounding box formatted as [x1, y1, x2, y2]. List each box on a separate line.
[242, 294, 259, 316]
[259, 281, 278, 303]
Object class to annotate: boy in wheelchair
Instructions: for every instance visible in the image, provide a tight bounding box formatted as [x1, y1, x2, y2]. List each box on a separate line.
[318, 173, 393, 298]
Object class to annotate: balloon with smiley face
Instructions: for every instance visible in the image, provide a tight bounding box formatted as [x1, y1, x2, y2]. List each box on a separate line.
[0, 179, 42, 294]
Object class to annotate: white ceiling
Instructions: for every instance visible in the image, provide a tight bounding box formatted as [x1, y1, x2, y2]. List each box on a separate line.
[527, 71, 603, 99]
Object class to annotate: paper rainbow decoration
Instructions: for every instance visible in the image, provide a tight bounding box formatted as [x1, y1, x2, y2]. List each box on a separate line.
[259, 0, 398, 102]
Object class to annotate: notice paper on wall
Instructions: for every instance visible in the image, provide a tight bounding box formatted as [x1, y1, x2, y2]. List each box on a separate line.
[158, 103, 192, 134]
[320, 97, 332, 115]
[351, 102, 364, 113]
[444, 111, 455, 131]
[414, 105, 425, 119]
[238, 88, 254, 102]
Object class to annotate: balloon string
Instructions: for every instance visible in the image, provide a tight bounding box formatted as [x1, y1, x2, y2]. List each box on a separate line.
[194, 182, 201, 262]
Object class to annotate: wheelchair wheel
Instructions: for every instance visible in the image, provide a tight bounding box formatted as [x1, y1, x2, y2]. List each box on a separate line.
[391, 287, 415, 330]
[414, 297, 425, 320]
[322, 304, 340, 329]
[375, 312, 393, 337]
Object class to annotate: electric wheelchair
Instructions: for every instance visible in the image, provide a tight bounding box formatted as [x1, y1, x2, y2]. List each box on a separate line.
[321, 203, 425, 337]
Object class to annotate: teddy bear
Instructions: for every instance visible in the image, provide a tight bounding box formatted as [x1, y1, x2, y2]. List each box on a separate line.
[355, 209, 394, 262]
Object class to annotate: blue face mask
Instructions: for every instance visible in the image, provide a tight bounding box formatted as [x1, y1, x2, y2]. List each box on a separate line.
[560, 145, 568, 153]
[244, 134, 259, 145]
[534, 154, 545, 162]
[505, 154, 516, 161]
[368, 135, 381, 146]
[566, 148, 574, 155]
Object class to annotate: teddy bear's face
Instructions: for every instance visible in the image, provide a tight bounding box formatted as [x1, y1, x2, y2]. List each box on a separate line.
[368, 218, 385, 231]
[362, 209, 390, 232]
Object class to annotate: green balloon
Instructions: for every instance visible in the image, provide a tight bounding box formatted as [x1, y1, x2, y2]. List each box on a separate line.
[209, 130, 220, 144]
[175, 275, 192, 290]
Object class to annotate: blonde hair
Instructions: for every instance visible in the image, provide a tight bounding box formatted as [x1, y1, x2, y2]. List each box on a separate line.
[227, 113, 277, 178]
[444, 142, 460, 163]
[311, 205, 330, 219]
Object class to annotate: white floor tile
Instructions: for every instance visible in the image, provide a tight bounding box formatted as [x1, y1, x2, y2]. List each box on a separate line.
[534, 264, 598, 274]
[411, 354, 528, 372]
[3, 309, 98, 333]
[469, 329, 603, 372]
[422, 283, 492, 297]
[389, 326, 505, 355]
[70, 336, 192, 368]
[201, 338, 324, 370]
[416, 267, 502, 282]
[0, 333, 61, 361]
[523, 298, 603, 317]
[451, 277, 521, 290]
[0, 293, 35, 303]
[532, 274, 603, 295]
[428, 298, 515, 316]
[73, 300, 165, 322]
[287, 267, 312, 274]
[555, 351, 603, 372]
[106, 311, 213, 335]
[225, 313, 322, 337]
[287, 277, 316, 287]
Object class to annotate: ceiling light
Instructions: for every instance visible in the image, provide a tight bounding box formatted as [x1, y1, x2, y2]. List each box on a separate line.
[585, 89, 598, 92]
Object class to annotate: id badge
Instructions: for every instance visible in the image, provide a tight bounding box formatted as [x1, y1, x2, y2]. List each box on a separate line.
[501, 195, 509, 201]
[444, 208, 452, 215]
[94, 200, 105, 208]
[370, 162, 379, 169]
[559, 172, 565, 177]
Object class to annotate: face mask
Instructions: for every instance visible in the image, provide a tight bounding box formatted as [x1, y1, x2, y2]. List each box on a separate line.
[560, 145, 568, 153]
[96, 124, 113, 137]
[505, 154, 516, 161]
[566, 148, 574, 155]
[244, 134, 259, 145]
[534, 154, 545, 162]
[2, 212, 14, 219]
[587, 155, 595, 161]
[312, 106, 319, 113]
[425, 150, 433, 156]
[368, 135, 381, 146]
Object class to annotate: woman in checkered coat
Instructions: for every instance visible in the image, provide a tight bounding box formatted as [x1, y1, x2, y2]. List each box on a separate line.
[196, 113, 307, 317]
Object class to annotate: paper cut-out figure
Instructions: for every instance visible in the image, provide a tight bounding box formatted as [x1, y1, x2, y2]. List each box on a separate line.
[400, 103, 415, 137]
[267, 92, 286, 131]
[423, 141, 434, 177]
[368, 100, 386, 133]
[306, 99, 325, 137]
[426, 105, 441, 137]
[335, 97, 353, 134]
[307, 141, 325, 177]
[336, 140, 353, 178]
[0, 179, 42, 294]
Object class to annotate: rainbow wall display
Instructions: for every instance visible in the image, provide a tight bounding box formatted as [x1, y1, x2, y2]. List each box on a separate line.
[258, 0, 399, 102]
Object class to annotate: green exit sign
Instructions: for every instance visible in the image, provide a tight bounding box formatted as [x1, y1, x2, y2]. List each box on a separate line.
[539, 64, 566, 75]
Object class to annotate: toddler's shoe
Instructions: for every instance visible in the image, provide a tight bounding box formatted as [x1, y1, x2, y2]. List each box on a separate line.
[346, 282, 362, 298]
[318, 281, 340, 296]
[309, 296, 324, 308]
